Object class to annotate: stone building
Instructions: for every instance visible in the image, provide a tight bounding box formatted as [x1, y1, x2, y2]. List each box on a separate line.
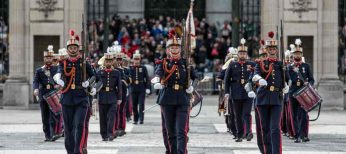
[2, 0, 344, 110]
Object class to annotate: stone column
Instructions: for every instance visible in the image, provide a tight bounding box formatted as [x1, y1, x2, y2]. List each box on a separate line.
[206, 0, 232, 24]
[318, 0, 344, 110]
[261, 0, 280, 38]
[3, 0, 30, 108]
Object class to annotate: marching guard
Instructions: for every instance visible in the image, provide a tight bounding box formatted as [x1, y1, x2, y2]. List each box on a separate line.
[129, 50, 151, 125]
[113, 43, 131, 136]
[288, 39, 314, 143]
[245, 39, 267, 153]
[33, 45, 62, 142]
[153, 30, 196, 154]
[252, 32, 290, 154]
[217, 47, 237, 138]
[97, 52, 122, 141]
[224, 39, 255, 142]
[54, 30, 97, 154]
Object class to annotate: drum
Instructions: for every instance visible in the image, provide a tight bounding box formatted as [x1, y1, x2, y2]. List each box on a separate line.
[43, 90, 62, 115]
[292, 83, 322, 112]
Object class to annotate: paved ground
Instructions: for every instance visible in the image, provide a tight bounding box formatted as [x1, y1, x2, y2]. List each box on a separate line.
[0, 95, 346, 154]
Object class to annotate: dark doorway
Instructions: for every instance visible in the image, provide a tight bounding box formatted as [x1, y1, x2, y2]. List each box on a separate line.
[287, 36, 314, 73]
[33, 35, 60, 70]
[145, 0, 205, 19]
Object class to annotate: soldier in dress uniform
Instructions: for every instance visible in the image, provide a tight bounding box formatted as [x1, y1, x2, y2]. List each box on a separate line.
[281, 44, 296, 140]
[152, 54, 170, 154]
[129, 50, 151, 125]
[97, 52, 122, 141]
[54, 30, 97, 154]
[245, 39, 267, 153]
[152, 30, 196, 154]
[252, 32, 290, 154]
[217, 47, 237, 138]
[112, 43, 131, 136]
[287, 39, 314, 143]
[224, 38, 255, 142]
[33, 45, 61, 142]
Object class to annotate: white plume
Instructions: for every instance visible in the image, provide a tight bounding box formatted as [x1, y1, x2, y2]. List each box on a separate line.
[47, 45, 53, 51]
[295, 39, 302, 46]
[113, 41, 119, 46]
[240, 38, 246, 45]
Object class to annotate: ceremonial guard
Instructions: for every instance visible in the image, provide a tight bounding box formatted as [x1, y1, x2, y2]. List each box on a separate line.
[152, 56, 170, 154]
[54, 30, 97, 154]
[113, 43, 131, 136]
[252, 32, 289, 154]
[97, 52, 122, 141]
[288, 39, 314, 143]
[152, 30, 196, 154]
[224, 39, 255, 142]
[217, 47, 237, 138]
[281, 44, 296, 139]
[33, 45, 61, 142]
[245, 39, 267, 153]
[129, 50, 150, 125]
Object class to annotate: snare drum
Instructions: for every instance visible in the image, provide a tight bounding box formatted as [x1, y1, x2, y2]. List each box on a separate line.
[293, 83, 322, 112]
[43, 90, 62, 115]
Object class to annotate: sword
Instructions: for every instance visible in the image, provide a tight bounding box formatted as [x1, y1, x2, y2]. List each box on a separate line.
[142, 104, 159, 113]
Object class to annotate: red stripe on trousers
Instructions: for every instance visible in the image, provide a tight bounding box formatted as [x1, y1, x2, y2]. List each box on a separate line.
[79, 107, 88, 154]
[255, 107, 267, 154]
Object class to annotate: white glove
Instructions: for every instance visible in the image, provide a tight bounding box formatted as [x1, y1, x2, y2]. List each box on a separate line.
[252, 74, 262, 82]
[283, 83, 289, 94]
[56, 79, 65, 87]
[259, 79, 268, 86]
[53, 73, 61, 83]
[151, 77, 160, 84]
[154, 83, 163, 89]
[224, 94, 230, 101]
[244, 83, 252, 92]
[186, 86, 194, 94]
[90, 88, 97, 96]
[34, 89, 39, 96]
[146, 89, 151, 94]
[248, 91, 256, 98]
[82, 81, 89, 88]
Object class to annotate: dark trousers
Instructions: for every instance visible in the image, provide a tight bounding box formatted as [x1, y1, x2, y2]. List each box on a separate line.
[161, 105, 190, 154]
[254, 102, 264, 154]
[225, 99, 236, 135]
[256, 105, 282, 154]
[233, 99, 253, 138]
[83, 105, 92, 150]
[62, 103, 88, 154]
[290, 97, 309, 139]
[281, 102, 288, 134]
[161, 110, 170, 154]
[118, 86, 127, 130]
[99, 103, 117, 139]
[39, 100, 55, 139]
[131, 90, 146, 122]
[125, 91, 132, 119]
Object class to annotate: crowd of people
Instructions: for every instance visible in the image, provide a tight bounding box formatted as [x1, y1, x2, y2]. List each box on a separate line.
[86, 15, 261, 74]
